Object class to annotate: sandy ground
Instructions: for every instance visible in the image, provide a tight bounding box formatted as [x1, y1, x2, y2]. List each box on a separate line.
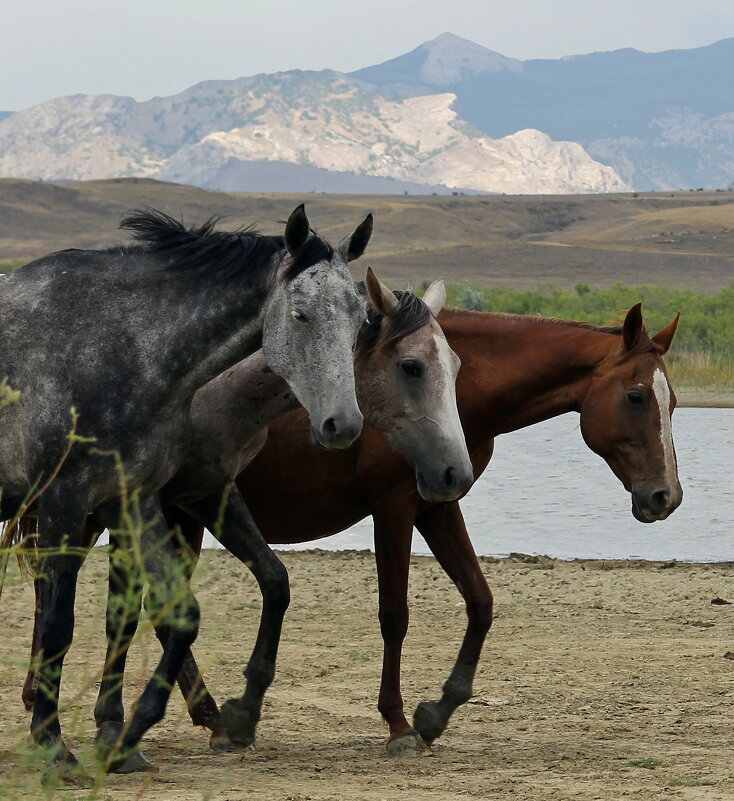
[1, 549, 733, 801]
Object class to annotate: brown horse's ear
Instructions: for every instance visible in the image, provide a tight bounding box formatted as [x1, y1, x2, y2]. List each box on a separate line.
[651, 313, 680, 355]
[622, 303, 645, 351]
[365, 267, 399, 317]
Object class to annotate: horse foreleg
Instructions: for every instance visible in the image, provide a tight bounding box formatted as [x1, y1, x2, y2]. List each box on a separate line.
[31, 490, 92, 787]
[157, 508, 229, 748]
[373, 507, 418, 756]
[413, 501, 493, 745]
[184, 486, 290, 750]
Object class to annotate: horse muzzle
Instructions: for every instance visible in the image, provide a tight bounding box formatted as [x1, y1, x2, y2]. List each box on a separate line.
[631, 483, 683, 523]
[310, 408, 363, 450]
[416, 462, 473, 503]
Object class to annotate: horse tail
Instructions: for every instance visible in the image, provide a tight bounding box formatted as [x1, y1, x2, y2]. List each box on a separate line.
[0, 516, 40, 600]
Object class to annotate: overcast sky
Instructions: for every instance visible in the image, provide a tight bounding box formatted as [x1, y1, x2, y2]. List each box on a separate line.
[2, 0, 733, 110]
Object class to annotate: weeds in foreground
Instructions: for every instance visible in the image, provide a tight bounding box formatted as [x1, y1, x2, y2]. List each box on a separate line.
[0, 428, 234, 797]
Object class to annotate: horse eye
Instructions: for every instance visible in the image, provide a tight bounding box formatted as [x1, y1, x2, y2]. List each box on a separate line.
[627, 391, 644, 405]
[291, 310, 308, 322]
[401, 360, 422, 378]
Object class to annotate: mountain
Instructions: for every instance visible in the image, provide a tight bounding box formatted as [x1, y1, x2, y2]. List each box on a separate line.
[352, 35, 734, 190]
[0, 71, 627, 194]
[350, 32, 520, 95]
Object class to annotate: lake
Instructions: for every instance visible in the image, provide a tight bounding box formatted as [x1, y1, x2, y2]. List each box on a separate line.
[207, 408, 733, 562]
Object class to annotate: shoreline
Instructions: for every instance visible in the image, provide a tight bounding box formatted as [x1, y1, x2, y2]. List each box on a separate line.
[267, 548, 734, 568]
[676, 388, 734, 407]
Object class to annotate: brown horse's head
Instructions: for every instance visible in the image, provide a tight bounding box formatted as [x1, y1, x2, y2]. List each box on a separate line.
[579, 304, 682, 523]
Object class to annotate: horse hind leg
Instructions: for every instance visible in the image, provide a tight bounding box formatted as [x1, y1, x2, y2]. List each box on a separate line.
[31, 490, 93, 788]
[22, 578, 41, 711]
[91, 519, 153, 774]
[413, 502, 493, 746]
[97, 496, 201, 774]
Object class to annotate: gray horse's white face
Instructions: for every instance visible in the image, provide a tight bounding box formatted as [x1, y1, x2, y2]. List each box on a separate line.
[357, 273, 474, 502]
[262, 206, 370, 449]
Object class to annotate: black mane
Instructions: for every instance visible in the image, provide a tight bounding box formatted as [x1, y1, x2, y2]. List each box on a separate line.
[355, 288, 432, 366]
[119, 208, 333, 283]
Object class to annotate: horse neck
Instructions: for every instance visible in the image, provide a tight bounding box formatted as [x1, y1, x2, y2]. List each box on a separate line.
[139, 264, 277, 403]
[191, 350, 299, 443]
[440, 309, 618, 439]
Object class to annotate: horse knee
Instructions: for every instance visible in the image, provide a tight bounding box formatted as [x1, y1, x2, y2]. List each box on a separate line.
[263, 561, 290, 616]
[146, 589, 200, 645]
[468, 598, 493, 636]
[378, 603, 409, 642]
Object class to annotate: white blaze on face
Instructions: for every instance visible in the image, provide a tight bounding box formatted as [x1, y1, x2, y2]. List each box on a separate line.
[432, 332, 464, 439]
[652, 368, 676, 485]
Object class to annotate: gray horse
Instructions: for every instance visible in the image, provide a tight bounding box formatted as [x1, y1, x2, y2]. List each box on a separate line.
[17, 269, 474, 771]
[0, 204, 370, 783]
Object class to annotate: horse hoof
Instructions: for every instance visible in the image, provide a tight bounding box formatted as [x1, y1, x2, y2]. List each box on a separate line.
[386, 730, 422, 757]
[220, 699, 258, 749]
[413, 701, 445, 745]
[95, 720, 153, 773]
[209, 730, 238, 752]
[112, 749, 155, 774]
[42, 753, 94, 789]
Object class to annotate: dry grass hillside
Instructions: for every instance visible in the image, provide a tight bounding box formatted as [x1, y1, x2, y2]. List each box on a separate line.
[1, 178, 733, 290]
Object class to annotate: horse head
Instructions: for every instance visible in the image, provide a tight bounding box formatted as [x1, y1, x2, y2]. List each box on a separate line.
[355, 268, 473, 503]
[579, 303, 682, 522]
[262, 205, 371, 450]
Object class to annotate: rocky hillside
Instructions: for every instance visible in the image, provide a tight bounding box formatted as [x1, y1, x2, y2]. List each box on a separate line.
[352, 35, 734, 191]
[0, 70, 628, 195]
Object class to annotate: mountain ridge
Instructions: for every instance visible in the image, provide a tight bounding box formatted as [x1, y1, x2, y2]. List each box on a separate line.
[0, 69, 628, 194]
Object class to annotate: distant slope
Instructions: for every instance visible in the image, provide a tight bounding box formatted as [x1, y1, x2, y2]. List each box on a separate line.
[352, 35, 734, 191]
[158, 157, 482, 195]
[1, 178, 732, 291]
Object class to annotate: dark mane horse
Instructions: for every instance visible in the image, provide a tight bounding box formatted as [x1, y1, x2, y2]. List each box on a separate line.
[14, 272, 474, 769]
[0, 204, 371, 784]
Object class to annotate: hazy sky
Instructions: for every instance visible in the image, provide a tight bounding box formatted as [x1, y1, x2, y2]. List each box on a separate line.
[2, 0, 733, 110]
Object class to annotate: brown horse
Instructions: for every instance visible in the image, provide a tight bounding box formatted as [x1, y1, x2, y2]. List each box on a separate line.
[22, 303, 681, 756]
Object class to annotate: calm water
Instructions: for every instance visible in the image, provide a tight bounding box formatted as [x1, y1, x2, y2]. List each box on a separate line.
[216, 408, 733, 562]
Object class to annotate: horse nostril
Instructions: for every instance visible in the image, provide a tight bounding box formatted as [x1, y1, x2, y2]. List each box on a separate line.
[321, 417, 337, 440]
[650, 489, 670, 513]
[444, 466, 456, 489]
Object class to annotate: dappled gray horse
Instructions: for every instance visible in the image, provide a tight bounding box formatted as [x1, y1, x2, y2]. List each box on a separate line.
[18, 269, 474, 769]
[0, 204, 370, 783]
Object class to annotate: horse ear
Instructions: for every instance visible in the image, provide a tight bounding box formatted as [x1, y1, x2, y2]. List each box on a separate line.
[622, 303, 645, 351]
[285, 204, 310, 256]
[422, 278, 446, 317]
[651, 313, 680, 355]
[338, 214, 373, 262]
[365, 267, 399, 317]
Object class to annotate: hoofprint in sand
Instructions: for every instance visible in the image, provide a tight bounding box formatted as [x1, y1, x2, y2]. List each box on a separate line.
[0, 549, 732, 800]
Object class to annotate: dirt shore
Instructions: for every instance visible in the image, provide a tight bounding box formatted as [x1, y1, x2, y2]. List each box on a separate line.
[1, 549, 733, 801]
